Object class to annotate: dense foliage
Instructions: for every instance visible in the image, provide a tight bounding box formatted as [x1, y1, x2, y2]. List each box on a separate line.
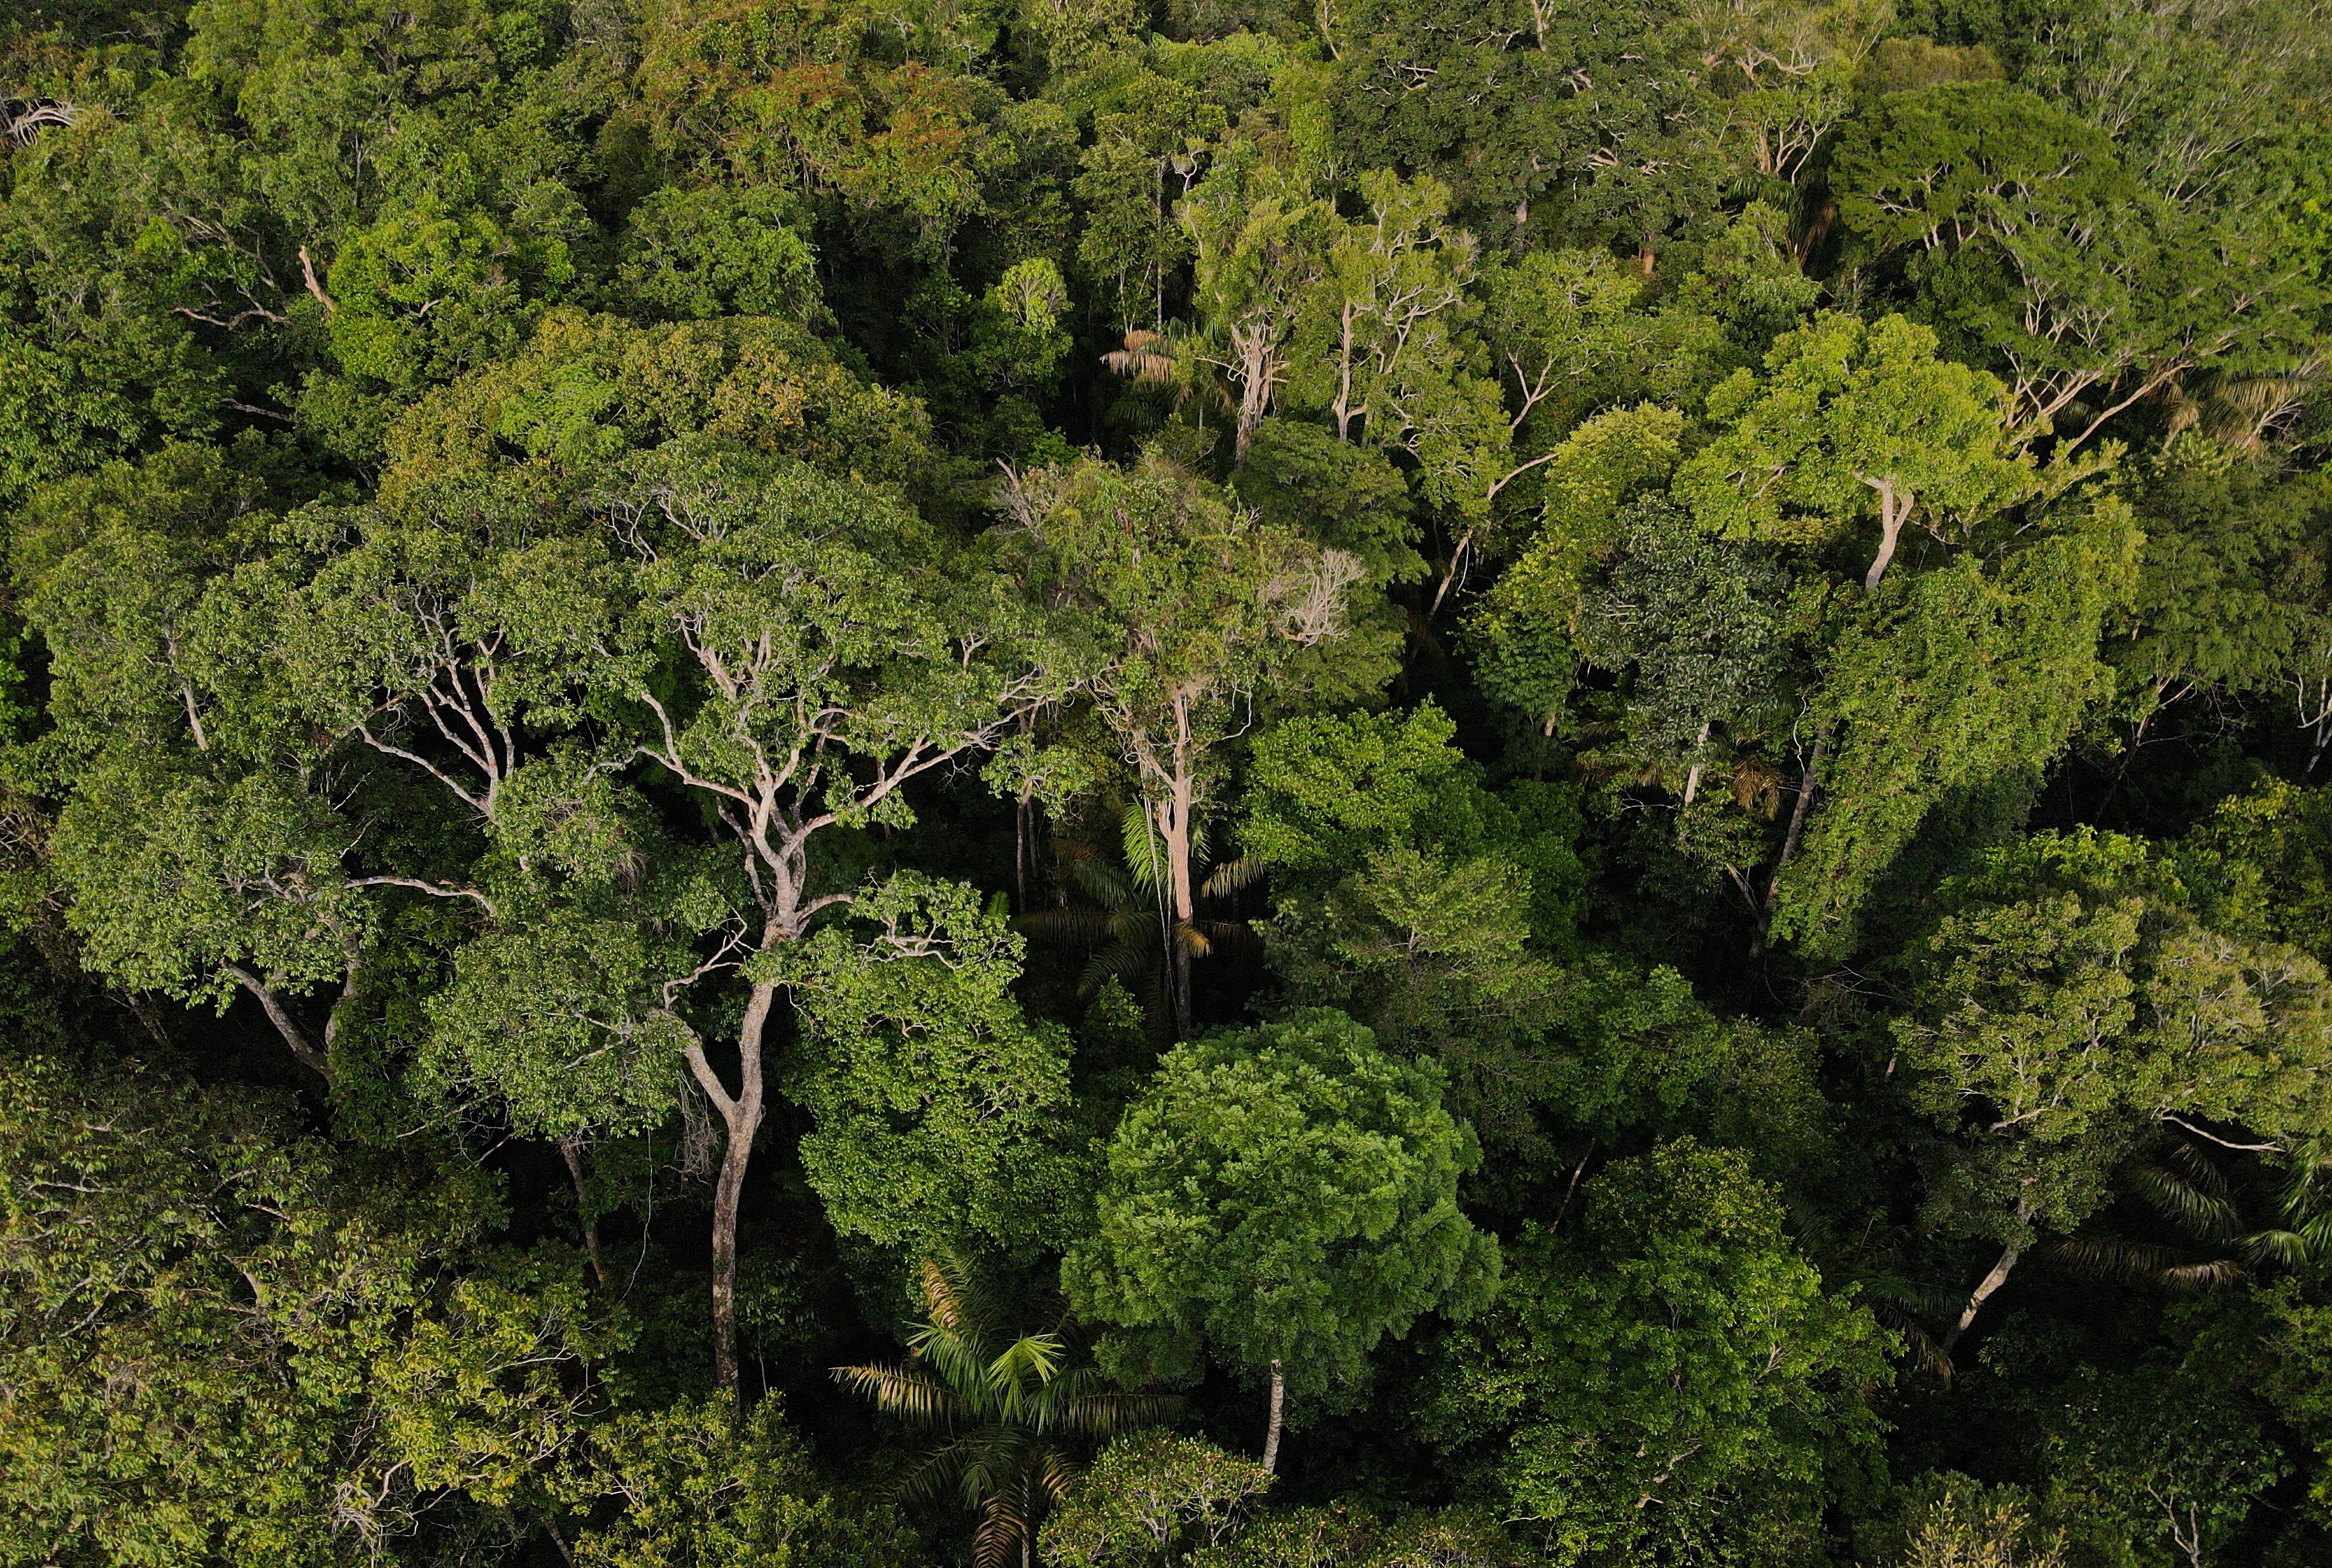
[2, 0, 2331, 1562]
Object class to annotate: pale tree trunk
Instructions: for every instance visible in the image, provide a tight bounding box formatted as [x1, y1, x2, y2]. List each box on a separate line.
[1753, 731, 1827, 955]
[1428, 530, 1477, 617]
[1332, 304, 1358, 442]
[224, 964, 334, 1085]
[1682, 719, 1713, 805]
[1232, 322, 1277, 463]
[1262, 1359, 1286, 1474]
[1157, 788, 1196, 1040]
[1861, 479, 1913, 590]
[684, 979, 777, 1393]
[1939, 1240, 2023, 1360]
[1158, 698, 1199, 1039]
[556, 1137, 610, 1288]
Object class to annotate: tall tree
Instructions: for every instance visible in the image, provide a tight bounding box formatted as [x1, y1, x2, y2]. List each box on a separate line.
[996, 452, 1362, 1036]
[577, 437, 1066, 1389]
[1064, 1009, 1499, 1471]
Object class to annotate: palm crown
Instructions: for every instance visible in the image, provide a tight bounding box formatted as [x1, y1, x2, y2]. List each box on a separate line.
[835, 1254, 1173, 1568]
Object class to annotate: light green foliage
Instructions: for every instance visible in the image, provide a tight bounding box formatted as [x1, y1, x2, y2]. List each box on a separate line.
[2180, 778, 2332, 965]
[1467, 409, 1687, 735]
[1241, 703, 1717, 1162]
[1065, 1010, 1498, 1399]
[1877, 1474, 2065, 1568]
[1773, 504, 2141, 957]
[770, 875, 1083, 1257]
[1677, 203, 1825, 359]
[570, 1394, 922, 1568]
[1894, 830, 2332, 1250]
[607, 438, 1052, 831]
[388, 310, 937, 498]
[1477, 252, 1709, 446]
[1676, 312, 2030, 586]
[1240, 701, 1583, 945]
[1176, 140, 1340, 456]
[998, 450, 1364, 1027]
[1280, 170, 1481, 486]
[1427, 1140, 1891, 1567]
[276, 508, 621, 790]
[1040, 1430, 1273, 1567]
[9, 442, 270, 755]
[0, 1055, 603, 1566]
[996, 450, 1362, 734]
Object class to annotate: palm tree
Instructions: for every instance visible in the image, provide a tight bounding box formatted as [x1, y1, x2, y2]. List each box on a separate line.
[1019, 801, 1260, 1041]
[834, 1254, 1172, 1568]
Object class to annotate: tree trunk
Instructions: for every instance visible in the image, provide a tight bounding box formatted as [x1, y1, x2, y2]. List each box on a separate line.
[1262, 1359, 1286, 1474]
[685, 979, 776, 1394]
[1682, 719, 1712, 805]
[1938, 1242, 2021, 1361]
[1161, 787, 1196, 1040]
[224, 964, 333, 1085]
[1427, 528, 1476, 617]
[1332, 304, 1358, 442]
[556, 1137, 610, 1288]
[1862, 481, 1912, 590]
[1233, 322, 1276, 463]
[1161, 701, 1199, 1040]
[1754, 731, 1828, 955]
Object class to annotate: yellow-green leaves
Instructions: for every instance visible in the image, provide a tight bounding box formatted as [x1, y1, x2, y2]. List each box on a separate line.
[1676, 312, 2030, 585]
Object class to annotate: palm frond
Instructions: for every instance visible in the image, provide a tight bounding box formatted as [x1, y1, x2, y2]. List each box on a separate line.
[1077, 942, 1146, 991]
[2243, 1227, 2314, 1268]
[894, 1439, 981, 1509]
[974, 1489, 1035, 1568]
[1053, 1384, 1181, 1437]
[2161, 1257, 2246, 1292]
[1869, 1298, 1954, 1379]
[1175, 920, 1213, 958]
[1122, 802, 1170, 894]
[914, 1253, 1000, 1353]
[2045, 1235, 2231, 1289]
[1852, 1270, 1968, 1325]
[831, 1363, 962, 1428]
[1101, 330, 1179, 386]
[1031, 1442, 1081, 1504]
[1061, 854, 1136, 909]
[918, 1254, 974, 1334]
[988, 1332, 1068, 1421]
[2159, 1137, 2235, 1203]
[1019, 907, 1119, 948]
[2129, 1161, 2239, 1242]
[1200, 855, 1267, 898]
